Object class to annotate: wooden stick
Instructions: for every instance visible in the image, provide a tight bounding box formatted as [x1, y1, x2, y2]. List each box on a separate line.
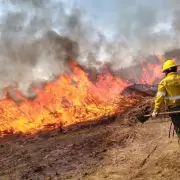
[139, 145, 158, 167]
[144, 110, 180, 117]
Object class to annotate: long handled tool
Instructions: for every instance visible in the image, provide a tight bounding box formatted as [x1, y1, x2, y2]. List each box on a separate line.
[137, 110, 180, 123]
[144, 110, 180, 117]
[144, 110, 180, 138]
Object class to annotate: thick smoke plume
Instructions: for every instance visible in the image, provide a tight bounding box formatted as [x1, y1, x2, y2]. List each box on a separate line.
[0, 0, 180, 99]
[0, 0, 80, 98]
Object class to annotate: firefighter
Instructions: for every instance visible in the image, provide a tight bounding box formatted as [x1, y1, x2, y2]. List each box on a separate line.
[152, 59, 180, 144]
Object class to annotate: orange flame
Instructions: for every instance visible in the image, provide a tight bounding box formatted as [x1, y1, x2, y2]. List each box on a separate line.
[0, 61, 163, 136]
[157, 55, 165, 63]
[140, 63, 163, 84]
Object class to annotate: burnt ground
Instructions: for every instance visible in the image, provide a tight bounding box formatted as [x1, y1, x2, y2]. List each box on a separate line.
[0, 98, 180, 180]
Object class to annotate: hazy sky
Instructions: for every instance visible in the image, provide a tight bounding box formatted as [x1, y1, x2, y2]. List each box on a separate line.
[63, 0, 171, 38]
[0, 0, 173, 39]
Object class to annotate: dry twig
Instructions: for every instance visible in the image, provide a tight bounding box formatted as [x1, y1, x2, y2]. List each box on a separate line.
[139, 145, 158, 167]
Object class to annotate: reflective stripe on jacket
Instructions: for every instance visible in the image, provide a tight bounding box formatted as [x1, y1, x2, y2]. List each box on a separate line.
[155, 72, 180, 110]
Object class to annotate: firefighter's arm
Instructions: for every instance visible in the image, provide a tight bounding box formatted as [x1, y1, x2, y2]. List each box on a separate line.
[154, 81, 166, 111]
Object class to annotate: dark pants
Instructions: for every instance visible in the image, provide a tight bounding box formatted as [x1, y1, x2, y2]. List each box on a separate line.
[169, 106, 180, 137]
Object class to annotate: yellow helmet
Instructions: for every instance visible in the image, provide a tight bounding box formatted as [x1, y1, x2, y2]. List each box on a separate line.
[162, 59, 178, 72]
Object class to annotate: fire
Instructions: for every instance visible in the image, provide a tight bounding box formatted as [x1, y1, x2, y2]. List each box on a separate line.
[157, 54, 165, 63]
[140, 63, 163, 84]
[139, 55, 177, 84]
[0, 60, 163, 137]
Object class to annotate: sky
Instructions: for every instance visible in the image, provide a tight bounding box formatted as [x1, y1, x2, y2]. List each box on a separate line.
[61, 0, 172, 39]
[0, 0, 173, 39]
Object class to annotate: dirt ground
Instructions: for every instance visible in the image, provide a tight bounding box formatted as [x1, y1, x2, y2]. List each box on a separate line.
[0, 105, 180, 180]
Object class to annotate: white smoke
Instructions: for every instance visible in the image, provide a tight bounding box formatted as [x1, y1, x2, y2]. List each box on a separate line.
[0, 0, 180, 98]
[57, 0, 180, 69]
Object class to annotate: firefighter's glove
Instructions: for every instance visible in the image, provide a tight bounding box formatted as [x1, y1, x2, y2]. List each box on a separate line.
[152, 110, 158, 118]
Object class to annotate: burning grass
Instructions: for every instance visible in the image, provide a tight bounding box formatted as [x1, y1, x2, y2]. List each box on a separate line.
[0, 58, 164, 137]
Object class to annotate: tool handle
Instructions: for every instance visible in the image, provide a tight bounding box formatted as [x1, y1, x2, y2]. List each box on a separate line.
[144, 110, 180, 117]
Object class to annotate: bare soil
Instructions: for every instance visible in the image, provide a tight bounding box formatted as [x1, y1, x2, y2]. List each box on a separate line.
[0, 99, 179, 180]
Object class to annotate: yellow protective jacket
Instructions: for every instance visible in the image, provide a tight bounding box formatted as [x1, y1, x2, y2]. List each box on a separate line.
[154, 72, 180, 110]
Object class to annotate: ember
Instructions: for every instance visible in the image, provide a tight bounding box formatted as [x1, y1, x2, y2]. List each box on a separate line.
[0, 60, 164, 136]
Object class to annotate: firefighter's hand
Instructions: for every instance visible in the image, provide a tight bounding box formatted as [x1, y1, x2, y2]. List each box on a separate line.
[152, 110, 158, 118]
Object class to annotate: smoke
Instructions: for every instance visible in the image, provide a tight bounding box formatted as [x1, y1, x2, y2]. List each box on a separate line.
[0, 0, 80, 98]
[68, 0, 180, 78]
[0, 0, 180, 99]
[101, 0, 178, 69]
[59, 0, 180, 70]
